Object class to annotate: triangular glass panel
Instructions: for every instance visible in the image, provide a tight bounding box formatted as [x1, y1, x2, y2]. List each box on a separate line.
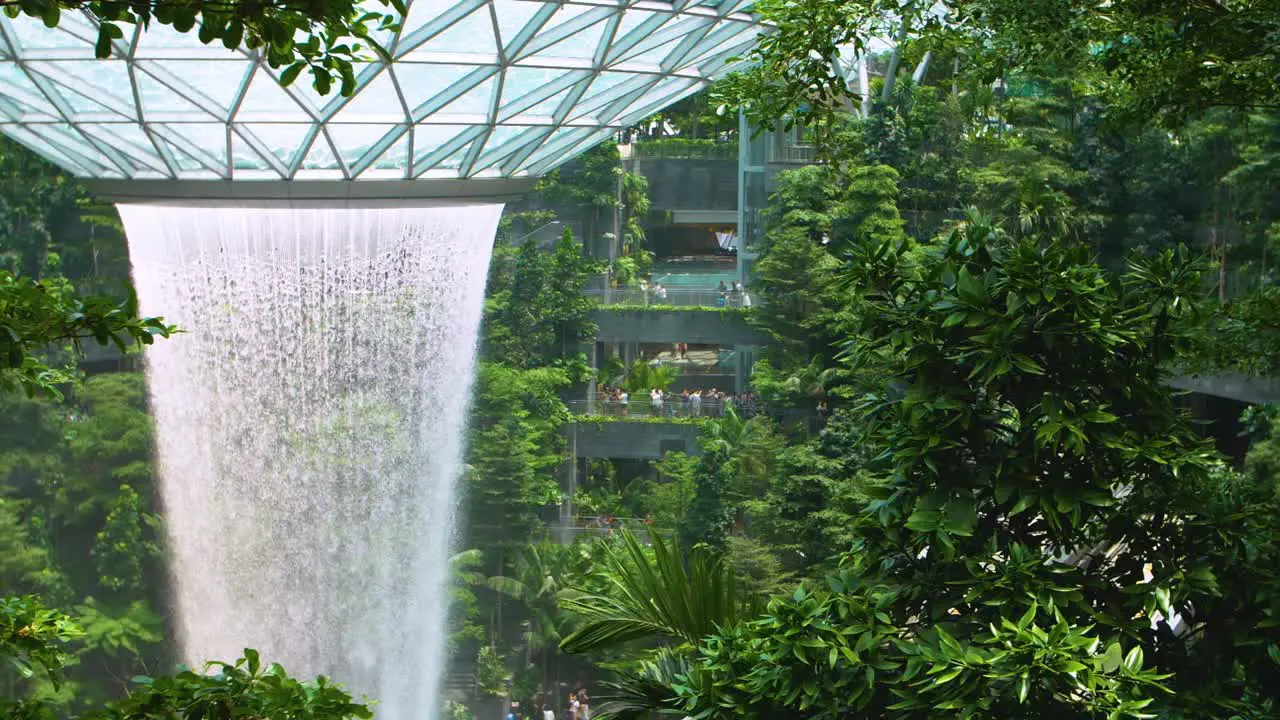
[474, 126, 549, 173]
[525, 3, 595, 42]
[395, 0, 483, 54]
[506, 86, 579, 124]
[412, 124, 474, 163]
[2, 126, 92, 175]
[299, 133, 342, 170]
[12, 21, 92, 50]
[604, 9, 667, 62]
[678, 25, 753, 70]
[49, 82, 125, 119]
[391, 63, 485, 119]
[236, 67, 313, 122]
[491, 0, 547, 52]
[237, 123, 314, 168]
[429, 75, 496, 122]
[26, 60, 134, 117]
[359, 133, 410, 178]
[522, 16, 610, 63]
[328, 70, 406, 124]
[612, 78, 700, 125]
[132, 22, 236, 57]
[474, 125, 528, 161]
[78, 123, 168, 173]
[0, 65, 58, 117]
[567, 72, 648, 121]
[230, 128, 275, 172]
[148, 134, 207, 173]
[431, 140, 476, 172]
[614, 34, 687, 70]
[136, 59, 252, 115]
[135, 69, 219, 121]
[407, 4, 496, 58]
[328, 124, 399, 167]
[521, 127, 600, 174]
[155, 123, 228, 171]
[26, 123, 115, 169]
[499, 67, 567, 110]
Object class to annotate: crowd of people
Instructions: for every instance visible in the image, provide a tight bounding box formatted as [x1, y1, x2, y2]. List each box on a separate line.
[592, 386, 766, 418]
[505, 688, 591, 720]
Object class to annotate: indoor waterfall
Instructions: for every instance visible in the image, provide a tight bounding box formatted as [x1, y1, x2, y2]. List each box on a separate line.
[120, 203, 503, 719]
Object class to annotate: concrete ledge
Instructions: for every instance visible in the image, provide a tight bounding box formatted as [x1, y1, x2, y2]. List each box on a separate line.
[1168, 373, 1280, 405]
[566, 420, 703, 460]
[592, 308, 768, 345]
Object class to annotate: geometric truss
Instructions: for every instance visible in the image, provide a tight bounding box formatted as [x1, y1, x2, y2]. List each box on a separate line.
[0, 0, 759, 182]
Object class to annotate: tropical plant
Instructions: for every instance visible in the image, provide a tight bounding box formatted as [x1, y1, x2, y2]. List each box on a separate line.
[619, 360, 678, 395]
[559, 529, 742, 654]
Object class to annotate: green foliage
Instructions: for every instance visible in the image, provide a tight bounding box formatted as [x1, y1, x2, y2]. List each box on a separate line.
[4, 0, 402, 98]
[4, 600, 366, 720]
[484, 229, 600, 370]
[664, 216, 1280, 718]
[723, 0, 1280, 142]
[488, 543, 585, 659]
[832, 164, 906, 252]
[619, 360, 678, 395]
[0, 596, 82, 690]
[475, 645, 511, 698]
[0, 270, 173, 397]
[465, 363, 572, 560]
[90, 649, 371, 720]
[559, 530, 742, 654]
[91, 486, 157, 595]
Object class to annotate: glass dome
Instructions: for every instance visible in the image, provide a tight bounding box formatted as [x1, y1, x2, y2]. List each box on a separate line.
[0, 0, 758, 182]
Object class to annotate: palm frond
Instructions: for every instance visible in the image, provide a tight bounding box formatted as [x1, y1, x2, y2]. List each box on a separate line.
[593, 648, 692, 720]
[559, 529, 739, 654]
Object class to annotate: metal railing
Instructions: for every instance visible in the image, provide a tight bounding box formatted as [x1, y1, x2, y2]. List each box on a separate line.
[568, 395, 742, 419]
[585, 287, 757, 308]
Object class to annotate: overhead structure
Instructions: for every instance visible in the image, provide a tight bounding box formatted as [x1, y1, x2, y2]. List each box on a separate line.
[0, 0, 759, 190]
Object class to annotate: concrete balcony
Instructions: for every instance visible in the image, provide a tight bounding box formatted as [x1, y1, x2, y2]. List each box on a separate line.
[590, 306, 768, 345]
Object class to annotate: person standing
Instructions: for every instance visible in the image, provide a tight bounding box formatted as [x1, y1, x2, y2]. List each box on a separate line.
[568, 693, 579, 720]
[651, 388, 662, 414]
[542, 704, 554, 720]
[578, 689, 591, 720]
[619, 389, 629, 416]
[690, 390, 702, 417]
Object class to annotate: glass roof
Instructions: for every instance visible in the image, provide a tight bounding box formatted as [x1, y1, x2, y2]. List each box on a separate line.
[0, 0, 758, 181]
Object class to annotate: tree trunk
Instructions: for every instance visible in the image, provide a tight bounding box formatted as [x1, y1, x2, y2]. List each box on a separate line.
[880, 18, 910, 105]
[911, 50, 933, 85]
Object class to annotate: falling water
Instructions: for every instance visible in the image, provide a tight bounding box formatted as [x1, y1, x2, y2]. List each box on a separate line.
[120, 203, 503, 720]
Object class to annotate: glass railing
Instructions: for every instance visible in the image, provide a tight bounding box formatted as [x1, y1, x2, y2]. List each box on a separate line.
[586, 287, 758, 308]
[626, 139, 739, 160]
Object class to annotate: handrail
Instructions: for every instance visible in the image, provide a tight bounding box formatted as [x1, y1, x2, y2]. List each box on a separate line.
[585, 287, 757, 308]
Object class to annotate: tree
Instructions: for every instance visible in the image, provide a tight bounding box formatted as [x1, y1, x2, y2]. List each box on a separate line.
[660, 217, 1280, 718]
[5, 0, 401, 96]
[724, 0, 1280, 138]
[463, 363, 572, 563]
[487, 543, 582, 688]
